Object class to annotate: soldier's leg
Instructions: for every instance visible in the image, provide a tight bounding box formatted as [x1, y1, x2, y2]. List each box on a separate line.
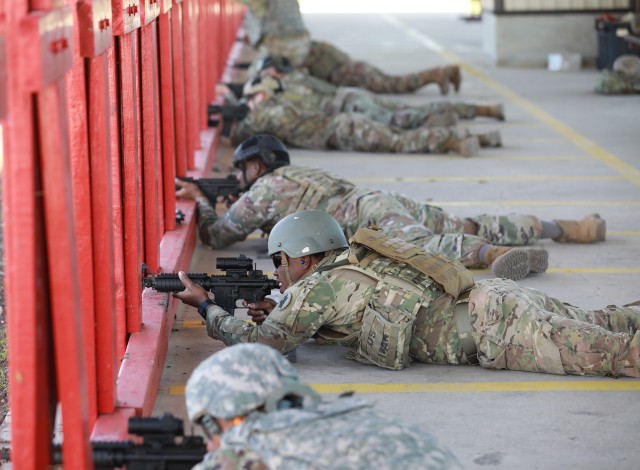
[328, 60, 459, 95]
[468, 279, 640, 378]
[467, 213, 606, 245]
[329, 88, 395, 125]
[452, 103, 505, 121]
[327, 114, 479, 156]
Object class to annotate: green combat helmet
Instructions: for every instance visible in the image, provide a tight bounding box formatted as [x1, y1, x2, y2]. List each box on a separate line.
[268, 210, 349, 258]
[185, 343, 317, 424]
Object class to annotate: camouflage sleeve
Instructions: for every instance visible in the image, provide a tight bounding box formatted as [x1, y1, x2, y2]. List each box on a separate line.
[205, 278, 336, 354]
[195, 183, 281, 250]
[193, 447, 268, 470]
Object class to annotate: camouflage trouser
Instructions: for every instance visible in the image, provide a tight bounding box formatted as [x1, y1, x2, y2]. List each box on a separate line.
[594, 70, 640, 94]
[305, 41, 441, 94]
[346, 192, 489, 266]
[468, 279, 640, 378]
[326, 88, 482, 129]
[327, 114, 462, 154]
[391, 193, 544, 246]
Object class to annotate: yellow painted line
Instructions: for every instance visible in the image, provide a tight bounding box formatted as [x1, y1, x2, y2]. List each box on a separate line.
[183, 320, 206, 328]
[432, 200, 640, 207]
[609, 230, 640, 236]
[350, 175, 622, 184]
[471, 267, 640, 275]
[383, 16, 640, 187]
[169, 380, 640, 396]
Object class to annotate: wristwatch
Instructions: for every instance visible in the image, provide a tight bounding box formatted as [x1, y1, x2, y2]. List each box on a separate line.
[197, 299, 216, 319]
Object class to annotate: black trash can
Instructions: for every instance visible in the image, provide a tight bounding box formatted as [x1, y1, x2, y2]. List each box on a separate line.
[595, 20, 637, 70]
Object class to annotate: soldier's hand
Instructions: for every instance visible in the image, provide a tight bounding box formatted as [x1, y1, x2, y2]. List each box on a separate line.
[173, 272, 210, 308]
[243, 299, 276, 325]
[175, 179, 206, 201]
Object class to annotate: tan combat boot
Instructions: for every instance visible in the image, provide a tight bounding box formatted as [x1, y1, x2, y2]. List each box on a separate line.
[552, 213, 606, 243]
[446, 65, 462, 92]
[483, 246, 549, 280]
[477, 131, 502, 148]
[476, 104, 505, 121]
[422, 68, 450, 95]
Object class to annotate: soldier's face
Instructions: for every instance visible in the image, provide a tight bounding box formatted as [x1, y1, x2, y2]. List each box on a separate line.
[273, 254, 308, 292]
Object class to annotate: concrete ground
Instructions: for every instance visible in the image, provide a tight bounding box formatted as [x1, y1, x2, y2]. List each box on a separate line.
[153, 12, 640, 470]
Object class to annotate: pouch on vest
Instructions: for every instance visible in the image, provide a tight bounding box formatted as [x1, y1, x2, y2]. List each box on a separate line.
[348, 227, 474, 297]
[347, 281, 422, 370]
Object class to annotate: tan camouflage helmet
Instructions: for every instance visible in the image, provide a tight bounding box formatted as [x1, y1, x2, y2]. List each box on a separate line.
[242, 75, 284, 98]
[268, 210, 349, 257]
[185, 343, 300, 423]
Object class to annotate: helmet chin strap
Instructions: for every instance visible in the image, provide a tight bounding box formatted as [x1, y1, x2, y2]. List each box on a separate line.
[280, 251, 293, 287]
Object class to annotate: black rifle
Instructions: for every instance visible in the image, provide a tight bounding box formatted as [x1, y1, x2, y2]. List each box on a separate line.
[142, 255, 279, 316]
[175, 174, 241, 206]
[207, 103, 250, 136]
[0, 413, 206, 469]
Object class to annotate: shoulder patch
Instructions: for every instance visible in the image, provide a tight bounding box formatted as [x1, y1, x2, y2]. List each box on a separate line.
[278, 292, 292, 309]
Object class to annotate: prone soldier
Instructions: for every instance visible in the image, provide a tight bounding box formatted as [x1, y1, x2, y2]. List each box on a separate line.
[186, 343, 460, 469]
[176, 134, 606, 281]
[236, 0, 461, 95]
[595, 54, 640, 94]
[174, 210, 640, 378]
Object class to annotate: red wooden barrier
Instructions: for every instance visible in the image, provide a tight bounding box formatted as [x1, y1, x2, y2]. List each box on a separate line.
[2, 0, 244, 463]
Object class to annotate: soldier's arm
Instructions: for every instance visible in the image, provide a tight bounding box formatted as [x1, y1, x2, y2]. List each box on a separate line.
[196, 182, 281, 250]
[204, 280, 335, 354]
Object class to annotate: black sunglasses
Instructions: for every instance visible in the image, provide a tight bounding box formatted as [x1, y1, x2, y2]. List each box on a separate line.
[271, 252, 282, 269]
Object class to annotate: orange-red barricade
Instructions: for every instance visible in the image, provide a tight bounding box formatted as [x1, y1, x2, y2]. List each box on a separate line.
[0, 0, 246, 467]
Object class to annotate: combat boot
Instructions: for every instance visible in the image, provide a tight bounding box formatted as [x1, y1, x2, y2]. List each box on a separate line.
[552, 213, 606, 243]
[477, 131, 502, 148]
[446, 65, 462, 92]
[484, 246, 549, 280]
[421, 68, 450, 95]
[476, 104, 505, 121]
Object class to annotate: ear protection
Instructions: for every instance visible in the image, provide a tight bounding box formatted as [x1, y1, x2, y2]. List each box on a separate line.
[300, 260, 305, 265]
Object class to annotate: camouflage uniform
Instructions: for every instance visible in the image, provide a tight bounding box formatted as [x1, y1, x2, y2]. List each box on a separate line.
[279, 71, 487, 128]
[194, 396, 458, 469]
[197, 166, 544, 266]
[238, 0, 453, 93]
[232, 95, 470, 154]
[595, 70, 640, 94]
[188, 343, 459, 469]
[237, 0, 312, 66]
[202, 249, 640, 378]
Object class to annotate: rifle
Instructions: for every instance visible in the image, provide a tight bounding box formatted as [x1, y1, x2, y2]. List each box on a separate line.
[0, 413, 206, 469]
[175, 174, 241, 206]
[207, 103, 250, 136]
[142, 254, 279, 316]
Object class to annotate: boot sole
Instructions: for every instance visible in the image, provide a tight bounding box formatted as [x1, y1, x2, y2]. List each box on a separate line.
[459, 136, 480, 157]
[491, 248, 548, 280]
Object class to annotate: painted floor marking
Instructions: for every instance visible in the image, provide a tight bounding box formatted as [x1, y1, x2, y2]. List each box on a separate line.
[169, 380, 640, 396]
[350, 175, 624, 183]
[382, 15, 640, 187]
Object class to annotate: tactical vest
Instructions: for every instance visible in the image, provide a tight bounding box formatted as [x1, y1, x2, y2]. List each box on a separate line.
[275, 166, 357, 214]
[319, 228, 475, 370]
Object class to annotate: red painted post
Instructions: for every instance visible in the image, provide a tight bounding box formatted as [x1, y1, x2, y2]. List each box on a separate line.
[140, 14, 162, 271]
[159, 3, 178, 232]
[182, 0, 200, 169]
[112, 1, 144, 333]
[4, 0, 55, 464]
[107, 45, 128, 360]
[36, 80, 94, 470]
[171, 0, 188, 177]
